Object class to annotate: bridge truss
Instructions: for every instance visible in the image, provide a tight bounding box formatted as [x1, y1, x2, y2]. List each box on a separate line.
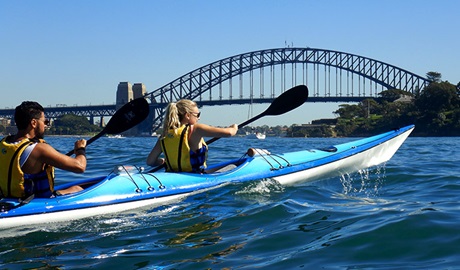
[0, 48, 431, 134]
[145, 47, 431, 132]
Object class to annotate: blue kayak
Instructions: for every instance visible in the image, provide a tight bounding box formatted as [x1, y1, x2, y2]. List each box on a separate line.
[0, 125, 414, 229]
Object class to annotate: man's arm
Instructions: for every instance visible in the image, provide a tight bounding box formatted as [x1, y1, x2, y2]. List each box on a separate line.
[29, 142, 87, 173]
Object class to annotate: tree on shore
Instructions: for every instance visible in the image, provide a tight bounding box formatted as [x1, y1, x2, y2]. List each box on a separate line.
[426, 71, 442, 83]
[48, 114, 102, 135]
[333, 75, 460, 136]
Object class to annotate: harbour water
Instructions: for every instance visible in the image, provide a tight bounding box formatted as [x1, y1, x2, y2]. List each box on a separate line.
[1, 134, 459, 269]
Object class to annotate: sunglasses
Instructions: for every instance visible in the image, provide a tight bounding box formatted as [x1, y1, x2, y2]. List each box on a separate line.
[190, 112, 201, 118]
[36, 118, 50, 126]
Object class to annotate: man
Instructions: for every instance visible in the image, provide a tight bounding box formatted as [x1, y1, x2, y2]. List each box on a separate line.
[0, 101, 86, 198]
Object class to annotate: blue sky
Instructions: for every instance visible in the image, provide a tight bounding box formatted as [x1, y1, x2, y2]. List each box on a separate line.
[1, 0, 459, 126]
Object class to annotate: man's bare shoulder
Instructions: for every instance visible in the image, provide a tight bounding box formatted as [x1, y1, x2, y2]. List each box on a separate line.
[32, 142, 59, 157]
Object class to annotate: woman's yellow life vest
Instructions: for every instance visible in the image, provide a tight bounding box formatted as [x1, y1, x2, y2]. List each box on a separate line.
[160, 125, 208, 172]
[0, 137, 55, 198]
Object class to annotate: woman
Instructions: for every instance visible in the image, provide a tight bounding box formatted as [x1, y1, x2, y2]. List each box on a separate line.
[147, 99, 238, 173]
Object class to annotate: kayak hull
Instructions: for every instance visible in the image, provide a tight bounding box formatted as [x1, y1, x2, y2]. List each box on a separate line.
[273, 125, 412, 185]
[0, 125, 414, 229]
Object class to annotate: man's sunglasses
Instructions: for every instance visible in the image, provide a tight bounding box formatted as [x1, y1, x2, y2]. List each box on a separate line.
[35, 118, 50, 126]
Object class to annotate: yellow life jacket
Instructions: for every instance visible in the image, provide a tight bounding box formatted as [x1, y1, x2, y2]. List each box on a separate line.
[0, 136, 55, 198]
[161, 125, 208, 172]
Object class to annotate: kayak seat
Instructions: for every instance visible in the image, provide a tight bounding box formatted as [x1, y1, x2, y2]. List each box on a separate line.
[205, 159, 246, 174]
[214, 164, 237, 173]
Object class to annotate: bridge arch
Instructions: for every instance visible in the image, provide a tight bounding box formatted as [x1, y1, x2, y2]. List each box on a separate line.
[145, 47, 430, 131]
[0, 47, 431, 134]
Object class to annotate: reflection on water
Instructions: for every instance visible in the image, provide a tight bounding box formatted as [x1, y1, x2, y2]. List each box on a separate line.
[1, 137, 459, 269]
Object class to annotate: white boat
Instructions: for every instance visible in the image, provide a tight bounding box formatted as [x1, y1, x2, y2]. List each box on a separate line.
[245, 132, 266, 139]
[107, 134, 124, 139]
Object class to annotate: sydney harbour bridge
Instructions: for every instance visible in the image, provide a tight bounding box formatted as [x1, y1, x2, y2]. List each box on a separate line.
[0, 47, 431, 134]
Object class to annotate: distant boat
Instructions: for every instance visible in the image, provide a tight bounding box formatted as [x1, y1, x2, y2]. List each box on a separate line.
[245, 131, 266, 140]
[107, 134, 124, 139]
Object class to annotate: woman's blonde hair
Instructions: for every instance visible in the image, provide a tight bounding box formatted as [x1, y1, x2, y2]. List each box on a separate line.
[162, 99, 197, 137]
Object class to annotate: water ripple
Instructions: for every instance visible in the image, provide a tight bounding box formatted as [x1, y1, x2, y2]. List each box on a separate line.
[1, 137, 459, 269]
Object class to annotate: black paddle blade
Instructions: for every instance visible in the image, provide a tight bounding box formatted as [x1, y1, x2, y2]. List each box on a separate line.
[264, 85, 309, 116]
[236, 85, 309, 128]
[66, 98, 150, 155]
[104, 98, 150, 135]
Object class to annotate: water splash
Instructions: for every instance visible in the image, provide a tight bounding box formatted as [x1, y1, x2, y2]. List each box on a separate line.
[339, 164, 387, 197]
[234, 178, 285, 204]
[236, 178, 285, 195]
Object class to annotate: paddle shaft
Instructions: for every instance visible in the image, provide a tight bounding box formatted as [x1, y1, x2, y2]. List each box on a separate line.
[205, 111, 265, 145]
[65, 130, 107, 156]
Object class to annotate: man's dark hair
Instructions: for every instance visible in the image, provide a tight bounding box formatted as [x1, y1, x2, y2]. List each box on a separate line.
[14, 101, 44, 130]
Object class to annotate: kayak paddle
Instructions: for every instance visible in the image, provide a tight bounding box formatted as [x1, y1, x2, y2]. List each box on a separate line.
[206, 84, 309, 144]
[148, 85, 309, 172]
[66, 98, 150, 156]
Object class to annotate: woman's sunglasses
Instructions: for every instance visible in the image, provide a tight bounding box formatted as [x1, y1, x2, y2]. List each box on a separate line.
[190, 112, 201, 118]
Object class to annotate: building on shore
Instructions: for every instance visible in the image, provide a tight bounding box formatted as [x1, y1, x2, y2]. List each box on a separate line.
[116, 82, 133, 110]
[290, 118, 338, 137]
[116, 82, 149, 136]
[132, 83, 146, 99]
